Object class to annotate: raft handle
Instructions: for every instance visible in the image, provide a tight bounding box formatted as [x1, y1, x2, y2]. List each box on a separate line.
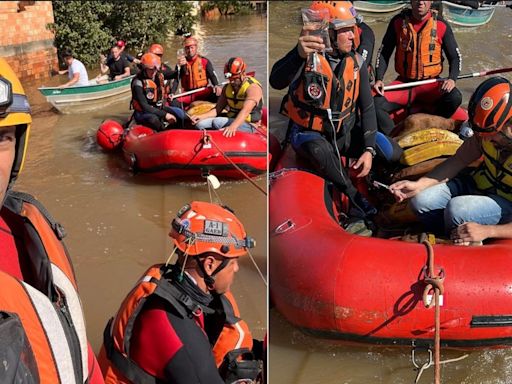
[273, 219, 295, 235]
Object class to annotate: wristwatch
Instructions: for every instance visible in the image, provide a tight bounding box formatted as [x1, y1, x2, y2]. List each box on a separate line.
[364, 146, 377, 158]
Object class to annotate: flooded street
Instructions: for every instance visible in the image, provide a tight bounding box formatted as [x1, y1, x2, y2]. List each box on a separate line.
[269, 2, 512, 384]
[16, 13, 267, 351]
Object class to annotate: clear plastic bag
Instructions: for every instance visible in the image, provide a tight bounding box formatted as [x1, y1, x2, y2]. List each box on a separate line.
[301, 8, 332, 53]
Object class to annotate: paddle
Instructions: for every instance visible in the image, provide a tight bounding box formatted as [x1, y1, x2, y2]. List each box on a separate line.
[172, 71, 256, 99]
[383, 67, 512, 91]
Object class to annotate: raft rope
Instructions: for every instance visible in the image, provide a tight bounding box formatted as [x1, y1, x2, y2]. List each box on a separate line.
[206, 174, 223, 206]
[247, 248, 267, 287]
[420, 234, 444, 384]
[206, 133, 267, 196]
[413, 346, 468, 384]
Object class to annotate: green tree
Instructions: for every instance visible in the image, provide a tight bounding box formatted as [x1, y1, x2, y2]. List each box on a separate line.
[48, 1, 197, 67]
[204, 1, 252, 15]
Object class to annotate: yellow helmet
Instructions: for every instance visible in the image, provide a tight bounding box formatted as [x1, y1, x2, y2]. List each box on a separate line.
[0, 58, 31, 187]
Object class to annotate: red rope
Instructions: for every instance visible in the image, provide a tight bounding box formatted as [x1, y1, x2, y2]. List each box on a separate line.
[207, 134, 267, 196]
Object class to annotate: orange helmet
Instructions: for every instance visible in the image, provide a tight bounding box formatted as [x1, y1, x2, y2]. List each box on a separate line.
[148, 43, 164, 56]
[183, 36, 198, 47]
[468, 77, 512, 135]
[140, 52, 161, 70]
[224, 57, 246, 79]
[169, 201, 255, 258]
[310, 1, 357, 30]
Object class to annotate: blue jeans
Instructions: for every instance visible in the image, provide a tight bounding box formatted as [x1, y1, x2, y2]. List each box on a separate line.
[195, 117, 255, 133]
[410, 175, 512, 234]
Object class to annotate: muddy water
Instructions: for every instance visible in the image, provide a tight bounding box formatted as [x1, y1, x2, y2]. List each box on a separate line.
[269, 2, 512, 384]
[15, 13, 267, 351]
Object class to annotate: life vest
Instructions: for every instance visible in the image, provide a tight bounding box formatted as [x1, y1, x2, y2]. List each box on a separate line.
[281, 51, 363, 134]
[472, 139, 512, 202]
[99, 264, 252, 384]
[225, 76, 263, 123]
[210, 291, 253, 368]
[395, 10, 442, 80]
[181, 55, 208, 90]
[131, 72, 166, 112]
[0, 191, 90, 384]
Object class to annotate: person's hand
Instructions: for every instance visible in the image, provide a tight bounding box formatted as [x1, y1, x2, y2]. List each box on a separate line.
[351, 151, 373, 178]
[165, 113, 177, 124]
[373, 80, 385, 96]
[57, 69, 66, 75]
[389, 180, 423, 202]
[222, 125, 238, 138]
[133, 58, 141, 65]
[441, 79, 456, 93]
[297, 24, 325, 59]
[178, 56, 187, 66]
[451, 222, 489, 245]
[114, 75, 122, 81]
[190, 115, 201, 125]
[213, 85, 223, 96]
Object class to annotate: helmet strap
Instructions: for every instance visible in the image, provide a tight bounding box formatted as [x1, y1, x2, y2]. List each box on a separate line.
[195, 255, 229, 289]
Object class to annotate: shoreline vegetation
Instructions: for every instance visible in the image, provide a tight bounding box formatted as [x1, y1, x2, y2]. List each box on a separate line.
[48, 1, 266, 68]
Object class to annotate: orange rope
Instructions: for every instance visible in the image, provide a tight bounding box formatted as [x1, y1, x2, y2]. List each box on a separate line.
[420, 235, 445, 384]
[207, 134, 267, 196]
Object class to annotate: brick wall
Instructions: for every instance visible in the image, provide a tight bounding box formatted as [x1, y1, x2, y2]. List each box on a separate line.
[0, 1, 57, 82]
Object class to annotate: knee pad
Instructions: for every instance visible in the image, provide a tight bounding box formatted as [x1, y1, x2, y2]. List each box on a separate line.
[375, 132, 403, 162]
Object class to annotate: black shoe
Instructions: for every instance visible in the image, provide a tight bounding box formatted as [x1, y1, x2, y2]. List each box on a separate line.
[350, 192, 377, 218]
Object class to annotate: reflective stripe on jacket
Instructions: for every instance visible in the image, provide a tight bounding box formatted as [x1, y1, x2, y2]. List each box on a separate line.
[2, 191, 89, 384]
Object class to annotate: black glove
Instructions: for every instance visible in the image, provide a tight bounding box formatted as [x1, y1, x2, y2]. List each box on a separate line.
[219, 348, 261, 384]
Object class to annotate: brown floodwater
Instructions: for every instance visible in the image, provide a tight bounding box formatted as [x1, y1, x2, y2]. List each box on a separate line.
[15, 13, 267, 353]
[269, 2, 512, 384]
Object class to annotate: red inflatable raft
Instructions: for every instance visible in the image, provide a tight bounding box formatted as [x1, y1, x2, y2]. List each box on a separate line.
[97, 107, 268, 179]
[269, 160, 512, 349]
[121, 125, 267, 179]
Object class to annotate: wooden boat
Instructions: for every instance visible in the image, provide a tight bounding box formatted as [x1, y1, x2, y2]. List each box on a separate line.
[38, 76, 134, 114]
[121, 125, 267, 179]
[441, 1, 496, 27]
[269, 158, 512, 348]
[353, 0, 407, 13]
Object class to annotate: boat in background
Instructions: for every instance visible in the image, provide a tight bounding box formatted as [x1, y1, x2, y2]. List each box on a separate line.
[441, 1, 496, 27]
[353, 0, 407, 13]
[38, 75, 134, 114]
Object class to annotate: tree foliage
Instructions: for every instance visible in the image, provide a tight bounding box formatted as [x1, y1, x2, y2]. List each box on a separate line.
[48, 1, 197, 67]
[202, 1, 253, 15]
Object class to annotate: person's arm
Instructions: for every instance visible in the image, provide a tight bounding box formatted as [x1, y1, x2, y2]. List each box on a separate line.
[222, 83, 262, 138]
[58, 68, 69, 75]
[351, 62, 377, 177]
[60, 72, 80, 88]
[100, 55, 110, 75]
[114, 59, 131, 80]
[374, 15, 398, 95]
[357, 22, 375, 68]
[205, 59, 219, 87]
[205, 59, 223, 96]
[390, 135, 482, 201]
[440, 18, 462, 92]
